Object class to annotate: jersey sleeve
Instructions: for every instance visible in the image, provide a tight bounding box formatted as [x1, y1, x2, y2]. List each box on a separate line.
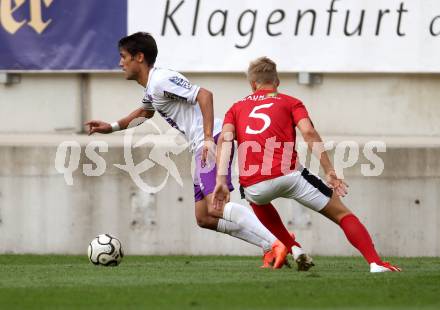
[223, 105, 236, 127]
[141, 94, 155, 111]
[291, 99, 309, 125]
[153, 72, 200, 104]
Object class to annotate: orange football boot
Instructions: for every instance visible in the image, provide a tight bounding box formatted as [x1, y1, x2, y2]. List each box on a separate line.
[272, 240, 289, 269]
[261, 250, 275, 268]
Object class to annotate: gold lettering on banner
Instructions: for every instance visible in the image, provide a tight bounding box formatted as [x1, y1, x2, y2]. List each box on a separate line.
[28, 0, 53, 33]
[0, 0, 54, 34]
[0, 0, 27, 34]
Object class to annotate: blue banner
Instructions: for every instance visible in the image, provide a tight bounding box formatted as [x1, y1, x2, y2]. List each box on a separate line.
[0, 0, 127, 70]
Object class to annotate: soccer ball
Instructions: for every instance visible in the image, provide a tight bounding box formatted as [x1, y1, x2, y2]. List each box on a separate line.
[88, 234, 124, 266]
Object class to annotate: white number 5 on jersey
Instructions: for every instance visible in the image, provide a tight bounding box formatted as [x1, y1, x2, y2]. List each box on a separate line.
[245, 103, 274, 134]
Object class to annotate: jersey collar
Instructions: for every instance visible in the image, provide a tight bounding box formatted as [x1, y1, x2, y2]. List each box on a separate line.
[145, 67, 157, 91]
[253, 89, 278, 97]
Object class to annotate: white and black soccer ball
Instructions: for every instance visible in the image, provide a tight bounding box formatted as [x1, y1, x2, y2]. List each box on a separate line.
[88, 234, 124, 266]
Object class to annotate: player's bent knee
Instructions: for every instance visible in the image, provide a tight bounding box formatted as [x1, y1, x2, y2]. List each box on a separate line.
[207, 203, 223, 218]
[330, 193, 351, 210]
[194, 206, 219, 229]
[196, 218, 210, 228]
[195, 214, 213, 229]
[320, 194, 352, 224]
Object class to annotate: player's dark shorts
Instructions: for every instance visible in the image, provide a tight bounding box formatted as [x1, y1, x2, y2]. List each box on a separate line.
[193, 134, 234, 202]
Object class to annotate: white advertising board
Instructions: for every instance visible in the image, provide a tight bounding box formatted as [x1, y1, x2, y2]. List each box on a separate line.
[129, 0, 440, 73]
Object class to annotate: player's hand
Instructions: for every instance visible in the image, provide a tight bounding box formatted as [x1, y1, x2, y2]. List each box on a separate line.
[201, 137, 216, 168]
[212, 183, 230, 211]
[85, 120, 112, 135]
[326, 170, 349, 197]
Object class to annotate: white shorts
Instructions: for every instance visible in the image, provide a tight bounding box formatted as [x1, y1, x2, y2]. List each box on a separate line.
[242, 167, 333, 212]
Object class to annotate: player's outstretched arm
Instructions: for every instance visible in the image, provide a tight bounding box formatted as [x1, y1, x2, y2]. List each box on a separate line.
[85, 108, 155, 135]
[196, 88, 214, 167]
[212, 124, 235, 210]
[297, 118, 348, 197]
[196, 88, 214, 140]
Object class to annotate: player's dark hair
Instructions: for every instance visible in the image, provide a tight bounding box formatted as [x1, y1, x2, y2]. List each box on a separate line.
[118, 32, 158, 66]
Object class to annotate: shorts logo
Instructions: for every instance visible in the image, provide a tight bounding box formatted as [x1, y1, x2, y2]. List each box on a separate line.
[164, 91, 187, 102]
[169, 76, 192, 89]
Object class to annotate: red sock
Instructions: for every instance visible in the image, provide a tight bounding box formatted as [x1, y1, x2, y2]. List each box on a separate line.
[250, 202, 301, 249]
[339, 214, 382, 264]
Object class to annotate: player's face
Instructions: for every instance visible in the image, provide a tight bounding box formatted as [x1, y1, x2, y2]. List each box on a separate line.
[119, 48, 140, 80]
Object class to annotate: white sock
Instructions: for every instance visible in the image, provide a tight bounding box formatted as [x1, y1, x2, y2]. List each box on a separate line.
[217, 219, 271, 252]
[223, 202, 277, 247]
[292, 245, 305, 260]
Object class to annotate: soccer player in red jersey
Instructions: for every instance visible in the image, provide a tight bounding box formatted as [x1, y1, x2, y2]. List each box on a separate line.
[212, 57, 401, 273]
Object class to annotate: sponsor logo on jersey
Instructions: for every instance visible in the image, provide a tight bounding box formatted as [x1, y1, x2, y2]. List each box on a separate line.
[240, 93, 281, 102]
[241, 95, 266, 102]
[164, 91, 187, 102]
[169, 76, 192, 89]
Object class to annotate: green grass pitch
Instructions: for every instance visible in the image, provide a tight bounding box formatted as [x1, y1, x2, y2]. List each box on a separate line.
[0, 255, 439, 309]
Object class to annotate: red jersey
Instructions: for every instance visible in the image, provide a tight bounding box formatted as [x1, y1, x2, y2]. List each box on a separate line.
[223, 89, 309, 187]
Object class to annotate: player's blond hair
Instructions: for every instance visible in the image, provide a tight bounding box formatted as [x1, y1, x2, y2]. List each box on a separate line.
[247, 57, 279, 85]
